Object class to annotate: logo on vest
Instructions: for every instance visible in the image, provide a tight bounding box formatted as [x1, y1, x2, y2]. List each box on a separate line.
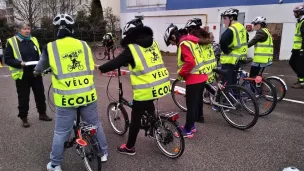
[61, 93, 96, 106]
[145, 44, 160, 63]
[62, 49, 84, 72]
[240, 29, 245, 41]
[152, 84, 170, 98]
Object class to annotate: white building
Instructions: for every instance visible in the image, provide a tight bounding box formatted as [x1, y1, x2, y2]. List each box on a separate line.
[101, 0, 120, 17]
[120, 0, 304, 60]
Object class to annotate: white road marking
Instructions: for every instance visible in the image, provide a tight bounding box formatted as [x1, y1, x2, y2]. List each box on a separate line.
[282, 98, 304, 105]
[0, 75, 10, 78]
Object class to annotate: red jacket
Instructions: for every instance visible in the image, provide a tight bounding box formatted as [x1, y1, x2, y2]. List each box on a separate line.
[178, 35, 208, 85]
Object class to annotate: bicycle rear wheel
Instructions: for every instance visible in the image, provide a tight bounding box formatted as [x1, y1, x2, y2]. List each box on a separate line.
[154, 118, 185, 159]
[82, 135, 102, 171]
[265, 76, 287, 102]
[47, 83, 56, 113]
[94, 46, 107, 60]
[219, 85, 259, 130]
[171, 79, 187, 112]
[241, 79, 277, 116]
[107, 102, 129, 135]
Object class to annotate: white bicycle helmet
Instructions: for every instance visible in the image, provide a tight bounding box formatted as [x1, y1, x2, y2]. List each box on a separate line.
[184, 18, 202, 29]
[122, 18, 143, 35]
[221, 8, 239, 17]
[282, 167, 300, 171]
[164, 23, 178, 46]
[53, 14, 75, 26]
[251, 16, 267, 25]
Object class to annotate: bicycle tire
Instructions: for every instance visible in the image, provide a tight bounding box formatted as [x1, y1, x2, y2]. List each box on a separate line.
[203, 89, 211, 105]
[241, 78, 277, 116]
[154, 118, 185, 159]
[265, 76, 287, 102]
[82, 135, 102, 171]
[219, 85, 259, 130]
[107, 102, 129, 135]
[47, 83, 56, 113]
[171, 79, 187, 112]
[94, 46, 107, 60]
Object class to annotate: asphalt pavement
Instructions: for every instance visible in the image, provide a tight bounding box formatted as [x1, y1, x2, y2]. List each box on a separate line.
[0, 56, 303, 171]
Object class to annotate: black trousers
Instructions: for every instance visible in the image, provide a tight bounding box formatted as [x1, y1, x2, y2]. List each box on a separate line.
[221, 64, 238, 85]
[289, 51, 304, 81]
[249, 65, 263, 78]
[126, 100, 155, 149]
[15, 70, 46, 119]
[185, 82, 205, 130]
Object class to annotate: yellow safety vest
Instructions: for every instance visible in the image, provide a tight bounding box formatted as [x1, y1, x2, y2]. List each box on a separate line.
[128, 41, 170, 101]
[253, 28, 273, 63]
[47, 37, 97, 107]
[177, 41, 204, 74]
[293, 20, 304, 50]
[201, 44, 217, 83]
[220, 22, 248, 64]
[7, 36, 41, 80]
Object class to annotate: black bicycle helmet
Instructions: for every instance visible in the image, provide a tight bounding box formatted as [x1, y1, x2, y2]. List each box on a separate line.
[122, 18, 144, 35]
[164, 23, 178, 46]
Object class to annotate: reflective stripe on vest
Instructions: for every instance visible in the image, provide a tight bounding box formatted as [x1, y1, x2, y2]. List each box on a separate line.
[293, 20, 304, 50]
[48, 38, 97, 107]
[128, 41, 170, 101]
[8, 36, 40, 80]
[220, 22, 248, 65]
[253, 28, 273, 63]
[177, 41, 204, 74]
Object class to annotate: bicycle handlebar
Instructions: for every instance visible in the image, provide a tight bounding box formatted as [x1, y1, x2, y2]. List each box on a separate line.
[100, 69, 128, 77]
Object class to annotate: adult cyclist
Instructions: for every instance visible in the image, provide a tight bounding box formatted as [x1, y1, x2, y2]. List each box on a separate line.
[97, 18, 170, 155]
[102, 32, 115, 60]
[34, 14, 108, 171]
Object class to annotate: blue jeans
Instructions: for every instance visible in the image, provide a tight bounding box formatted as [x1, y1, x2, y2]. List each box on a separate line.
[50, 101, 108, 166]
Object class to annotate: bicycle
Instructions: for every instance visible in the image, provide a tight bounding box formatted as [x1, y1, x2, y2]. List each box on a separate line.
[68, 62, 84, 72]
[235, 59, 278, 116]
[94, 40, 118, 60]
[37, 69, 103, 171]
[102, 67, 185, 159]
[171, 69, 260, 130]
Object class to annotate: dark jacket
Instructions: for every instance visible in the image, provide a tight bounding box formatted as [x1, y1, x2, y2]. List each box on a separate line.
[220, 24, 249, 54]
[98, 26, 154, 73]
[247, 29, 268, 48]
[5, 36, 41, 70]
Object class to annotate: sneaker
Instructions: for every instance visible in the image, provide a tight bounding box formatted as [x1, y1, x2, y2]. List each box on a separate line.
[291, 82, 304, 89]
[175, 126, 194, 138]
[101, 152, 108, 162]
[21, 118, 30, 128]
[116, 144, 136, 155]
[181, 125, 196, 133]
[39, 114, 53, 121]
[47, 162, 62, 171]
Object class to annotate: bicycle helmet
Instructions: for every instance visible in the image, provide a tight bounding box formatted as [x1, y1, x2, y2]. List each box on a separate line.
[53, 14, 75, 26]
[122, 18, 144, 35]
[282, 167, 300, 171]
[293, 4, 304, 18]
[221, 8, 239, 17]
[184, 18, 202, 29]
[164, 23, 178, 46]
[251, 16, 267, 26]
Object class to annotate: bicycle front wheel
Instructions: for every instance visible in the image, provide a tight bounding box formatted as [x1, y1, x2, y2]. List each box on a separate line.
[171, 79, 187, 112]
[154, 118, 185, 159]
[219, 85, 259, 130]
[82, 135, 102, 171]
[47, 83, 56, 113]
[241, 79, 277, 116]
[94, 46, 107, 60]
[265, 76, 287, 102]
[107, 102, 129, 135]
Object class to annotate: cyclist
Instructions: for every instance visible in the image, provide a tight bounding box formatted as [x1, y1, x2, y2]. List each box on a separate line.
[220, 8, 249, 85]
[248, 16, 273, 78]
[97, 18, 170, 155]
[184, 18, 217, 123]
[290, 4, 304, 89]
[164, 23, 207, 137]
[34, 14, 108, 171]
[102, 32, 115, 60]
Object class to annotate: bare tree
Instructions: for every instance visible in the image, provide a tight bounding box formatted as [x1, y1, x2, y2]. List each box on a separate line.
[45, 0, 79, 18]
[104, 7, 120, 33]
[11, 0, 44, 27]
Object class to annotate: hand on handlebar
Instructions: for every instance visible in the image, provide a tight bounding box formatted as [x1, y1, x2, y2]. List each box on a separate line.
[95, 64, 100, 70]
